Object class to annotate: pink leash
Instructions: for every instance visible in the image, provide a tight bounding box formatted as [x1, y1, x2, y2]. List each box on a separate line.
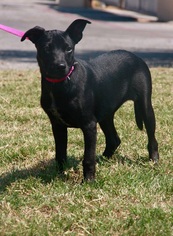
[0, 24, 26, 38]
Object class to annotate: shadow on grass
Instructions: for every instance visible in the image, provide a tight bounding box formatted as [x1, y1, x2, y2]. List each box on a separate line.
[97, 152, 149, 166]
[0, 153, 152, 192]
[118, 155, 150, 166]
[0, 156, 81, 193]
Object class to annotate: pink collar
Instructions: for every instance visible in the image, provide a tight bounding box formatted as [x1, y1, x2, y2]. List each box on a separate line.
[46, 66, 75, 83]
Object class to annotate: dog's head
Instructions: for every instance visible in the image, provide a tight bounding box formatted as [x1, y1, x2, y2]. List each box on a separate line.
[21, 19, 91, 79]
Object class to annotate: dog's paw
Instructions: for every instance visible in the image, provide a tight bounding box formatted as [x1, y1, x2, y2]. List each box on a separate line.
[81, 177, 95, 185]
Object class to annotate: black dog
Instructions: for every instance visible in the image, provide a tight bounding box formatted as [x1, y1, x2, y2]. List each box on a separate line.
[21, 19, 159, 181]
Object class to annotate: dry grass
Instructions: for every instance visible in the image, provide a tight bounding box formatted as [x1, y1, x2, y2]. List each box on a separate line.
[0, 68, 173, 235]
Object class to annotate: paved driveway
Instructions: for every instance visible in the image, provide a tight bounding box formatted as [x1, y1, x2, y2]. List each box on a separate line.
[0, 0, 173, 69]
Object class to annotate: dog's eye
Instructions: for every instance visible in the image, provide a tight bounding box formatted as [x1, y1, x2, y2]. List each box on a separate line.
[66, 47, 72, 53]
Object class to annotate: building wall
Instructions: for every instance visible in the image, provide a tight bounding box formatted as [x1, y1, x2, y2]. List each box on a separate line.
[126, 0, 157, 15]
[126, 0, 140, 11]
[126, 0, 173, 20]
[157, 0, 173, 21]
[140, 0, 157, 15]
[59, 0, 90, 7]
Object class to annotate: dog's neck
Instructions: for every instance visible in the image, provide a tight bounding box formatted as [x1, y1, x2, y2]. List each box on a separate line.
[45, 65, 75, 83]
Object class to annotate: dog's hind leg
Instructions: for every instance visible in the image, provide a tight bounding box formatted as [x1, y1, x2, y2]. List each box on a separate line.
[142, 100, 159, 162]
[99, 114, 121, 158]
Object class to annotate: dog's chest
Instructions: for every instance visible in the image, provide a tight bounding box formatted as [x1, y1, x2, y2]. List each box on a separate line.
[48, 92, 69, 126]
[47, 91, 81, 127]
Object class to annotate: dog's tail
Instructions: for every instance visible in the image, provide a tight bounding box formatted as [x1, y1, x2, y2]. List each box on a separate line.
[134, 101, 143, 130]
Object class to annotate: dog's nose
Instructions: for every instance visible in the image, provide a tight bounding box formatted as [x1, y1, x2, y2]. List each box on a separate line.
[57, 63, 66, 70]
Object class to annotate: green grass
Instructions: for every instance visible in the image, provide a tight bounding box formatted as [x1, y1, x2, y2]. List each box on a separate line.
[0, 68, 173, 236]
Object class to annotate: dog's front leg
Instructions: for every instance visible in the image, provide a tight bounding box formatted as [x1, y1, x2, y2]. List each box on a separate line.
[82, 122, 97, 181]
[51, 121, 68, 172]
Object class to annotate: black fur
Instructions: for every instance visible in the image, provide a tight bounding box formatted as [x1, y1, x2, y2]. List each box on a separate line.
[21, 19, 159, 181]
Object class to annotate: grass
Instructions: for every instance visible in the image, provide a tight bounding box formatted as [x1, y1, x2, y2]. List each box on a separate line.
[0, 68, 173, 235]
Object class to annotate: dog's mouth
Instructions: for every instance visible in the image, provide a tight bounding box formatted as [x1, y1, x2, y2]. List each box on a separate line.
[44, 67, 69, 79]
[45, 71, 66, 79]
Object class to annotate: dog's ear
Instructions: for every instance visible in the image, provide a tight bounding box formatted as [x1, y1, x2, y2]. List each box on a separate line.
[21, 26, 45, 44]
[66, 19, 91, 44]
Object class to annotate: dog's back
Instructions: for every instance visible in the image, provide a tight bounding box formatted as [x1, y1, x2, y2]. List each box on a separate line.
[86, 50, 152, 124]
